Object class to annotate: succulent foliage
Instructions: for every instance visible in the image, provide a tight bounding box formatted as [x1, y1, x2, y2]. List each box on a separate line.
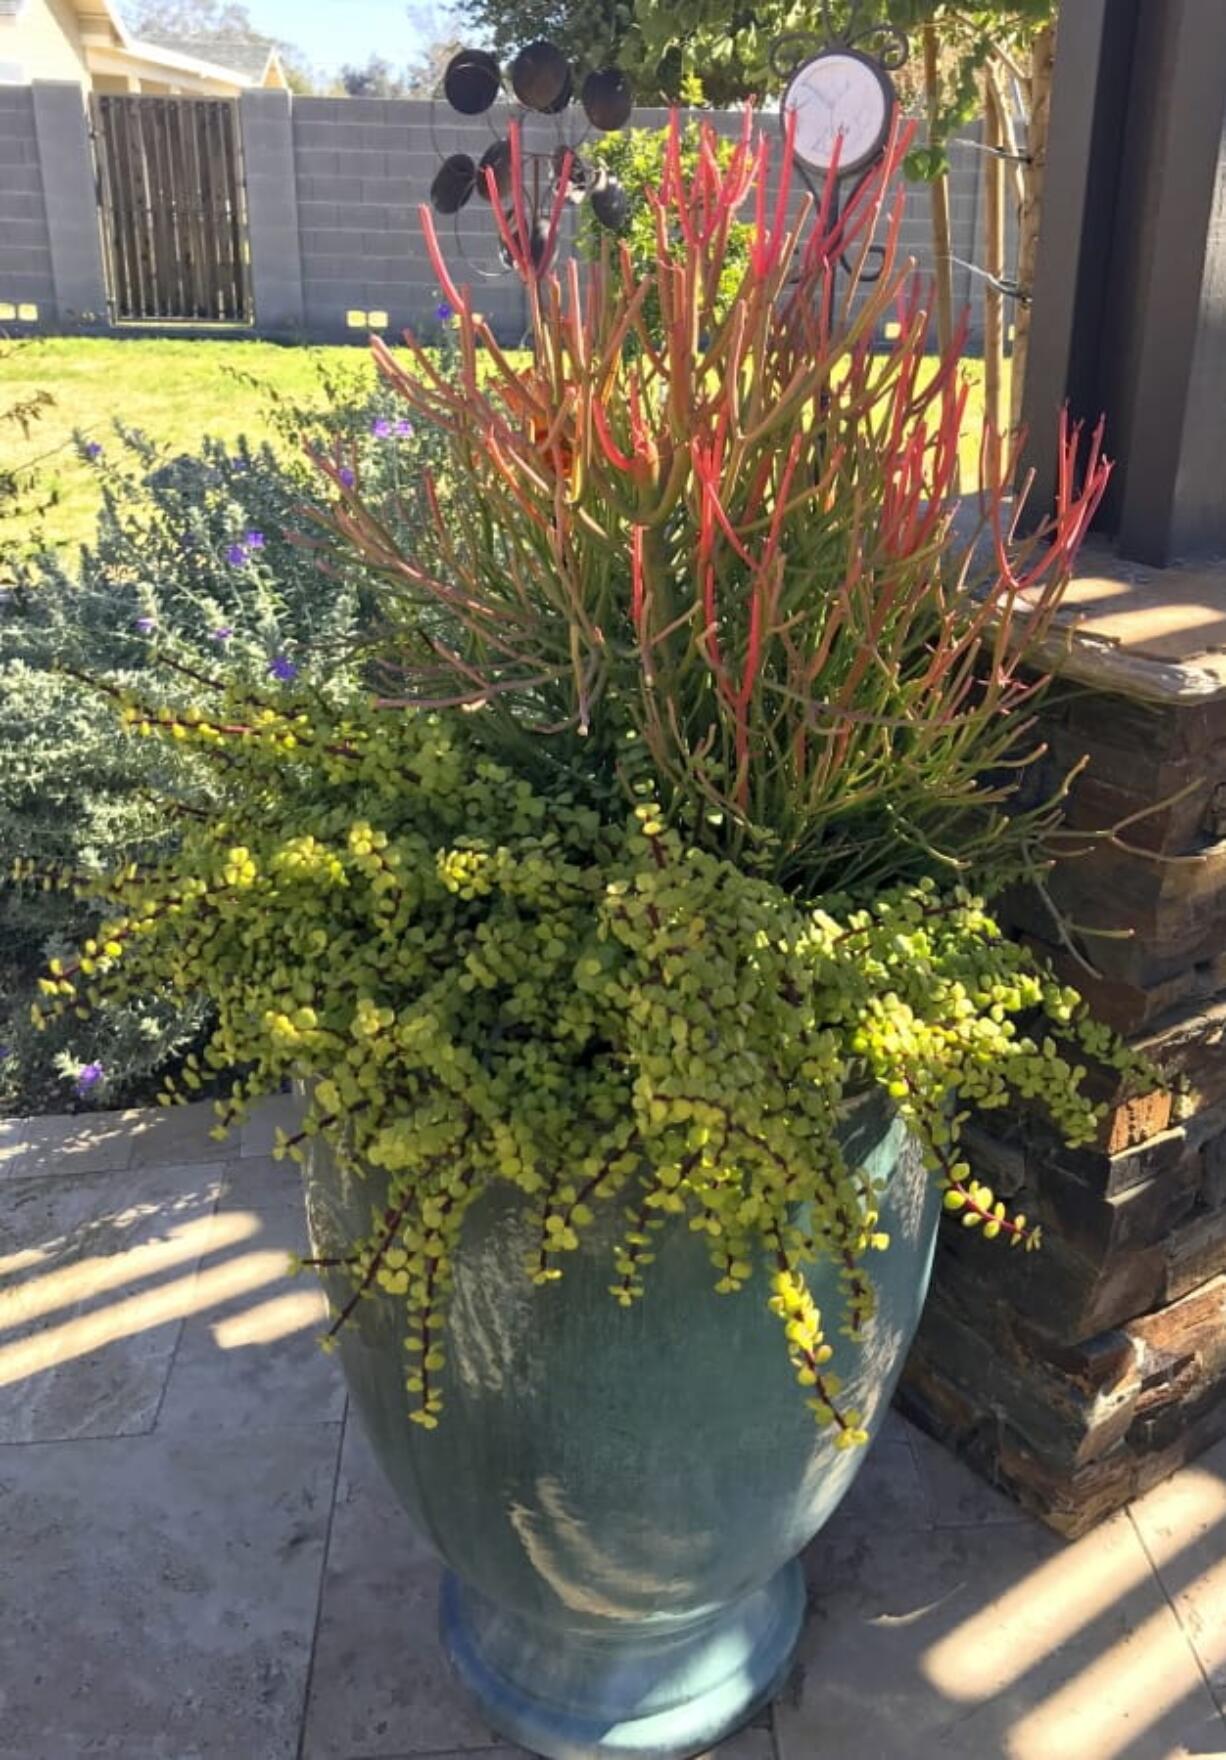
[36, 115, 1149, 1436]
[31, 698, 1137, 1438]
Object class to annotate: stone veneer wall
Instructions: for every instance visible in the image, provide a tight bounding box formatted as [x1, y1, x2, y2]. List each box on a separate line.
[899, 659, 1226, 1537]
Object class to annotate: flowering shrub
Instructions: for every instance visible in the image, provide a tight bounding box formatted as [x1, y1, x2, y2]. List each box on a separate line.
[1, 365, 447, 1114]
[38, 114, 1150, 1434]
[0, 340, 56, 590]
[575, 118, 753, 345]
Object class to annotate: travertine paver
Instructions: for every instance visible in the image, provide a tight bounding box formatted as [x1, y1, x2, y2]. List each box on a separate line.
[301, 1419, 500, 1759]
[154, 1170, 345, 1436]
[823, 1433, 930, 1535]
[0, 1159, 224, 1442]
[0, 1106, 141, 1179]
[126, 1100, 243, 1168]
[0, 1425, 342, 1760]
[1129, 1439, 1226, 1720]
[2, 1097, 1225, 1760]
[239, 1088, 307, 1158]
[776, 1484, 1223, 1760]
[907, 1421, 1033, 1528]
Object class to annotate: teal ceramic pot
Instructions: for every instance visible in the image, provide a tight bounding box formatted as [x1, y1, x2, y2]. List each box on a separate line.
[304, 1090, 939, 1760]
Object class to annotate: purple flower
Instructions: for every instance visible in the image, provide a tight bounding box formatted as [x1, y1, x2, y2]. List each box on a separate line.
[0, 1044, 10, 1061]
[75, 1060, 104, 1097]
[338, 466, 356, 490]
[394, 419, 415, 439]
[268, 655, 298, 683]
[245, 530, 266, 550]
[210, 626, 234, 644]
[435, 300, 455, 322]
[134, 615, 156, 635]
[225, 543, 248, 566]
[83, 440, 103, 460]
[371, 417, 393, 439]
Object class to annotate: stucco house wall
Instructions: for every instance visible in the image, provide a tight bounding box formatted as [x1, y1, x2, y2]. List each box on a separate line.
[0, 0, 87, 84]
[0, 0, 286, 95]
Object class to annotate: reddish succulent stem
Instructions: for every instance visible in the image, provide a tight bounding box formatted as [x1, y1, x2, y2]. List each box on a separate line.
[318, 104, 1112, 894]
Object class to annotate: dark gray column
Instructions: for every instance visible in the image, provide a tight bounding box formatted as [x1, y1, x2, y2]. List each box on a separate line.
[29, 82, 108, 329]
[1021, 0, 1226, 566]
[240, 89, 305, 338]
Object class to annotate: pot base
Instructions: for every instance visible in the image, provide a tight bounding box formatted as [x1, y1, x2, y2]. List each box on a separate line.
[440, 1561, 805, 1760]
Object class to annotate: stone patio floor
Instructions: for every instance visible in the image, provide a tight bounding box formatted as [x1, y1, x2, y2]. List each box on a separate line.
[3, 1098, 1226, 1760]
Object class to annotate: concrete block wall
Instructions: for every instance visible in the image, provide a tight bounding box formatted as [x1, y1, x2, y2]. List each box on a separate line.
[10, 83, 1013, 346]
[289, 96, 526, 344]
[240, 89, 305, 336]
[28, 82, 107, 328]
[0, 85, 55, 325]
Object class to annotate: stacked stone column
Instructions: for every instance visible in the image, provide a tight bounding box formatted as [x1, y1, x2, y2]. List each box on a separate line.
[901, 656, 1226, 1536]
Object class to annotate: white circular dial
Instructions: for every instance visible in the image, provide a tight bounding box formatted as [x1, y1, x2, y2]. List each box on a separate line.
[783, 52, 892, 174]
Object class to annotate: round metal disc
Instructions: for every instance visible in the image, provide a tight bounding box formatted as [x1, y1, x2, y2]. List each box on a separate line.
[581, 67, 633, 132]
[430, 152, 478, 214]
[510, 39, 571, 113]
[477, 138, 513, 203]
[589, 177, 628, 231]
[443, 48, 502, 116]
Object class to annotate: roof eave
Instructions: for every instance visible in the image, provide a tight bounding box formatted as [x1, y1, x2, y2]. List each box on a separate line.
[108, 34, 274, 85]
[82, 1, 280, 86]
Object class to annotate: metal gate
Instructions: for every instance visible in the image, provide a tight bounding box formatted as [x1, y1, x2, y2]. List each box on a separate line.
[92, 94, 252, 325]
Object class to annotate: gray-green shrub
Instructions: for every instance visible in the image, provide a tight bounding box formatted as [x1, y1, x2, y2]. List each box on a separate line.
[1, 355, 445, 1113]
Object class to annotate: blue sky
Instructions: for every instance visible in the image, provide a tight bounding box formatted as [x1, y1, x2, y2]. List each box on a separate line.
[238, 0, 445, 75]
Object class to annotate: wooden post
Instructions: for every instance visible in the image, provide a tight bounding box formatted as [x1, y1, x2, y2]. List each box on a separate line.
[1021, 0, 1226, 565]
[921, 22, 954, 355]
[1010, 20, 1055, 436]
[982, 72, 1006, 463]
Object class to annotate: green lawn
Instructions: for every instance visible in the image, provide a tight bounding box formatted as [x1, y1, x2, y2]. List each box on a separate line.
[2, 336, 382, 555]
[3, 336, 998, 558]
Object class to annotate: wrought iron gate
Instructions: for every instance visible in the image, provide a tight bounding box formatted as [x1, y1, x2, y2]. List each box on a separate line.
[92, 94, 252, 325]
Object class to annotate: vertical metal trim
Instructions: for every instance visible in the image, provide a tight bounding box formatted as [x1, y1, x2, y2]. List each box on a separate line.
[1019, 0, 1139, 527]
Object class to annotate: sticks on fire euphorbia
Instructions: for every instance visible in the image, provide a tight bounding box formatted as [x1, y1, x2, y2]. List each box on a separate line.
[316, 107, 1110, 897]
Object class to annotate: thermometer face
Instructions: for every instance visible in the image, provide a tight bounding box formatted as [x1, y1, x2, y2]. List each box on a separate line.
[782, 51, 893, 176]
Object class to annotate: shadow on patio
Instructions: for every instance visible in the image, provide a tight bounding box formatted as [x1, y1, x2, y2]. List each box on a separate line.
[1, 1108, 1223, 1759]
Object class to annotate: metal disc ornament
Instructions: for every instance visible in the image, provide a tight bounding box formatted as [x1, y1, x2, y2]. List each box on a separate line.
[552, 145, 587, 202]
[581, 67, 633, 132]
[430, 152, 477, 215]
[429, 39, 637, 281]
[443, 47, 502, 115]
[499, 210, 553, 271]
[589, 175, 628, 231]
[477, 138, 514, 203]
[511, 39, 571, 112]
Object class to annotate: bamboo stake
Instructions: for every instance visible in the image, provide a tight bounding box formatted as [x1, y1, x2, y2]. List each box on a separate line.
[1010, 19, 1056, 436]
[922, 21, 955, 356]
[982, 71, 1006, 472]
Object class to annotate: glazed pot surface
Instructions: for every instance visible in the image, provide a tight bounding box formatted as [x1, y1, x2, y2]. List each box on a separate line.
[305, 1090, 939, 1756]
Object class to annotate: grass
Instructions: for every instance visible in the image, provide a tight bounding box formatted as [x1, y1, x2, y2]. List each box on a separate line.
[1, 336, 382, 556]
[2, 336, 1001, 559]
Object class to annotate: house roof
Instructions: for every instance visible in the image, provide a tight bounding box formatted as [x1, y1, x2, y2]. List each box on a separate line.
[75, 0, 284, 87]
[130, 27, 281, 83]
